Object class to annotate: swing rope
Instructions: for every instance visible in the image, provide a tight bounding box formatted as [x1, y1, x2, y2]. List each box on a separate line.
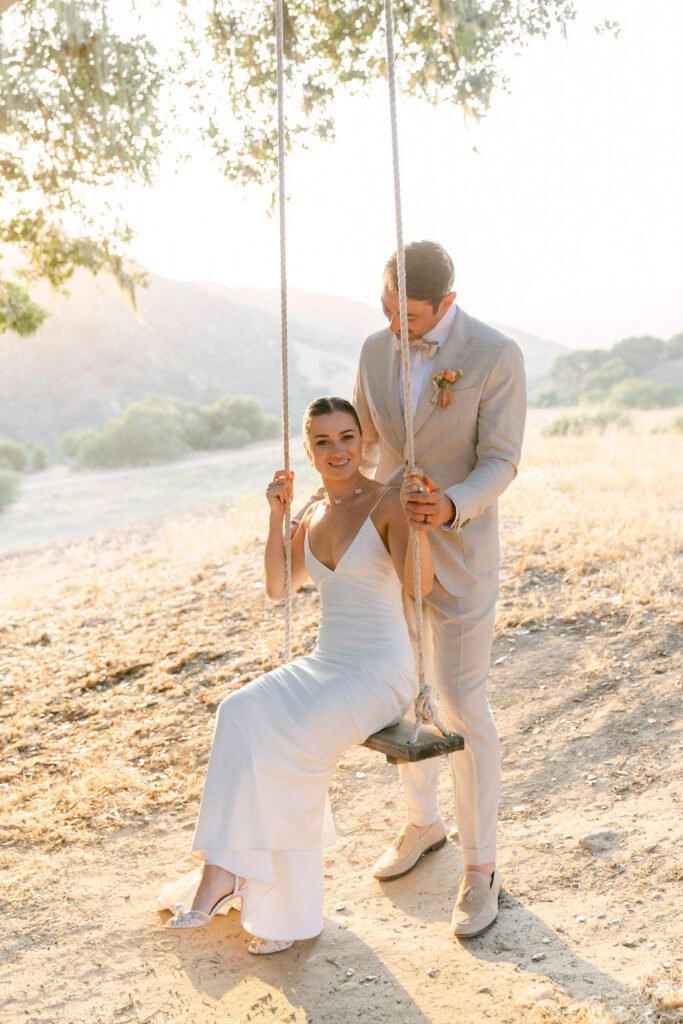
[274, 0, 450, 744]
[382, 0, 449, 743]
[275, 0, 292, 665]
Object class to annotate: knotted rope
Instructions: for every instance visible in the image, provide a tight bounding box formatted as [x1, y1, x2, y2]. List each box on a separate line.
[274, 0, 450, 744]
[383, 0, 450, 744]
[275, 0, 292, 664]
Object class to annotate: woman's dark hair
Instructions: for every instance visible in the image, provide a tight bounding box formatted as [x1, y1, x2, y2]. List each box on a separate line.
[303, 396, 362, 437]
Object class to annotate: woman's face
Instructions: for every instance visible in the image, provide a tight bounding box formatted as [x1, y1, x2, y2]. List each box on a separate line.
[304, 411, 363, 480]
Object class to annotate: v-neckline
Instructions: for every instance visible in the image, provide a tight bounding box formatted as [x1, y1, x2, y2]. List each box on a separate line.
[306, 510, 380, 575]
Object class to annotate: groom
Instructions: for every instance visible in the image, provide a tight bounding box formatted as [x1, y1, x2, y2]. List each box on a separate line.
[353, 240, 526, 937]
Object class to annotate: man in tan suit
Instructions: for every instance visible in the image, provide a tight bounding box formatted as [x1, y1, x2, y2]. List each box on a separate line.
[353, 240, 526, 937]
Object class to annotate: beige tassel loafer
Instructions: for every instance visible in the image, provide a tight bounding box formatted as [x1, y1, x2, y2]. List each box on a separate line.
[372, 819, 448, 881]
[451, 868, 502, 938]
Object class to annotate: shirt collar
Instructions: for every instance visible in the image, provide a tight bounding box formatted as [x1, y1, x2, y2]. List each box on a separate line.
[421, 302, 457, 349]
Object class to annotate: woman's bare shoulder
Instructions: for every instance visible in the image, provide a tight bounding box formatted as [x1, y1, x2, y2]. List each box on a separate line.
[370, 484, 403, 522]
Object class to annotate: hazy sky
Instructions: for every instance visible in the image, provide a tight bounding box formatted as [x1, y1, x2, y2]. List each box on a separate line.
[124, 0, 683, 349]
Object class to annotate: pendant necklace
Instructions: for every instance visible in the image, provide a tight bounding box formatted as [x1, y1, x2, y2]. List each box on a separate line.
[327, 486, 363, 505]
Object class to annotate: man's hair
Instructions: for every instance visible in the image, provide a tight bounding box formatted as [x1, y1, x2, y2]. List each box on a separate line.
[303, 396, 362, 437]
[383, 240, 455, 311]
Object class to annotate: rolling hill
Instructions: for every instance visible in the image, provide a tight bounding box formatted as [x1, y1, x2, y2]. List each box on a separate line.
[0, 270, 567, 449]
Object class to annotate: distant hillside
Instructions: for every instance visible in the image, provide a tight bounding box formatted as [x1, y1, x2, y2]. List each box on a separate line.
[0, 271, 565, 448]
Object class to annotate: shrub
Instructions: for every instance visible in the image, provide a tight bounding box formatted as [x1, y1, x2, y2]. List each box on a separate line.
[75, 401, 189, 468]
[214, 425, 251, 449]
[666, 332, 683, 359]
[61, 393, 279, 470]
[205, 396, 280, 443]
[58, 431, 81, 460]
[533, 388, 563, 409]
[612, 335, 668, 375]
[609, 377, 683, 409]
[578, 388, 608, 407]
[0, 439, 28, 472]
[73, 429, 104, 469]
[581, 356, 630, 392]
[31, 445, 48, 471]
[541, 409, 631, 437]
[0, 468, 20, 511]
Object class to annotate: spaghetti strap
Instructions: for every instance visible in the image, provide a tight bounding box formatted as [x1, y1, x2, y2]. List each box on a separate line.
[367, 486, 398, 519]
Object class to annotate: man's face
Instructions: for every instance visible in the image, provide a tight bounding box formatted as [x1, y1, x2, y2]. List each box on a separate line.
[381, 286, 456, 343]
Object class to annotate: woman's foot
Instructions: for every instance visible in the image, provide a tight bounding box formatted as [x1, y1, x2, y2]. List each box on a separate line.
[191, 864, 239, 915]
[165, 864, 245, 929]
[248, 937, 294, 956]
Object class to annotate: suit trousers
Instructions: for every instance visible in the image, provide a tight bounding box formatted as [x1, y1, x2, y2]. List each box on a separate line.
[401, 580, 499, 864]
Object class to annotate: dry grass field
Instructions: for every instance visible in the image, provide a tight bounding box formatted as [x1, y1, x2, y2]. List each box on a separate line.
[1, 415, 681, 1024]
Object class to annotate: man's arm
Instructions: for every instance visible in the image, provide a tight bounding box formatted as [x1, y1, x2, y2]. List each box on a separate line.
[445, 340, 526, 527]
[352, 354, 380, 476]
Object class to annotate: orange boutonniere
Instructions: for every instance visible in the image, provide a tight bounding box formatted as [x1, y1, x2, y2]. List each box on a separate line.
[432, 368, 463, 408]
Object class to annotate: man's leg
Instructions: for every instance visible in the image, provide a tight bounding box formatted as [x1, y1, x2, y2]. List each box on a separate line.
[372, 598, 448, 880]
[428, 585, 499, 868]
[428, 582, 502, 936]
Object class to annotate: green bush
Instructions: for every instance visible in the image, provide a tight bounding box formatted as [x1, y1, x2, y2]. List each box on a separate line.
[0, 439, 28, 472]
[541, 409, 631, 437]
[0, 468, 20, 511]
[31, 445, 48, 471]
[581, 356, 630, 392]
[205, 396, 280, 443]
[58, 431, 81, 460]
[674, 413, 683, 432]
[59, 394, 280, 470]
[214, 425, 251, 449]
[533, 388, 563, 408]
[609, 377, 683, 409]
[611, 336, 668, 375]
[666, 333, 683, 359]
[75, 401, 189, 468]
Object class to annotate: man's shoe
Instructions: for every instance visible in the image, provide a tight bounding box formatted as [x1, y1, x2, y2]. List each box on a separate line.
[451, 868, 502, 938]
[372, 819, 448, 881]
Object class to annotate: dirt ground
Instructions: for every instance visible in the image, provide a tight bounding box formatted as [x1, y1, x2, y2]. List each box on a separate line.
[1, 425, 681, 1024]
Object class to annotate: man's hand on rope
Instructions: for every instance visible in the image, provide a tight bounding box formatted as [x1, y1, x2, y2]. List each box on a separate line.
[266, 469, 294, 518]
[401, 467, 456, 531]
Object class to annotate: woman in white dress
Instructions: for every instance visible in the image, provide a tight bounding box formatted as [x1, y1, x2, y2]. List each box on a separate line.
[162, 396, 433, 954]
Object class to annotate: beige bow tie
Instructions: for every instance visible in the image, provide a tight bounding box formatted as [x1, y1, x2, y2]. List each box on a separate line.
[396, 338, 440, 360]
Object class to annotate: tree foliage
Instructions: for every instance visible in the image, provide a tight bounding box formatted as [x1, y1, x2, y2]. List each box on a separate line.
[0, 0, 162, 333]
[60, 393, 280, 469]
[1, 0, 579, 333]
[609, 377, 682, 410]
[181, 0, 577, 186]
[0, 437, 28, 470]
[0, 466, 21, 511]
[547, 330, 683, 408]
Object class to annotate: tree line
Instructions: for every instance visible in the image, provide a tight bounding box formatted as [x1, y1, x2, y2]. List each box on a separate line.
[0, 394, 279, 512]
[536, 332, 683, 409]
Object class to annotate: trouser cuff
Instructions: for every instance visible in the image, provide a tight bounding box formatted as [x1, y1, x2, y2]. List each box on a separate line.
[406, 807, 440, 827]
[460, 845, 496, 865]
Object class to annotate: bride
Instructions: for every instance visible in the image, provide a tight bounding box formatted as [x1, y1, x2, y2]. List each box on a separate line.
[161, 396, 433, 954]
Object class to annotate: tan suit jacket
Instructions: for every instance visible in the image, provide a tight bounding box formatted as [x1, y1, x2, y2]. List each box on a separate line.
[353, 307, 526, 597]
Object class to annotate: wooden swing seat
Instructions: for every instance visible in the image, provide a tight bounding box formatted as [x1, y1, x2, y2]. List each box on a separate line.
[362, 718, 464, 764]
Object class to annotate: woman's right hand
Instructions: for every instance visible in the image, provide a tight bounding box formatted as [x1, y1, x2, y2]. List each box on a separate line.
[266, 470, 294, 515]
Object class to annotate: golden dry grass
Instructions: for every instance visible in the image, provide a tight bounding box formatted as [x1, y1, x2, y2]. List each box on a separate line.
[0, 424, 681, 856]
[1, 419, 681, 1024]
[497, 428, 683, 630]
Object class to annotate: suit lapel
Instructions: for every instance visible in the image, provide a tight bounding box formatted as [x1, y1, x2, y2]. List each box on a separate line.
[381, 337, 405, 444]
[411, 307, 473, 435]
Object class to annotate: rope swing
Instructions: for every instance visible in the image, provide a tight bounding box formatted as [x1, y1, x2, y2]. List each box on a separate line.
[274, 0, 462, 762]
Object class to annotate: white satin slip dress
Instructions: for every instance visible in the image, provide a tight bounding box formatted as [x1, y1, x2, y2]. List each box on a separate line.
[162, 495, 416, 940]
